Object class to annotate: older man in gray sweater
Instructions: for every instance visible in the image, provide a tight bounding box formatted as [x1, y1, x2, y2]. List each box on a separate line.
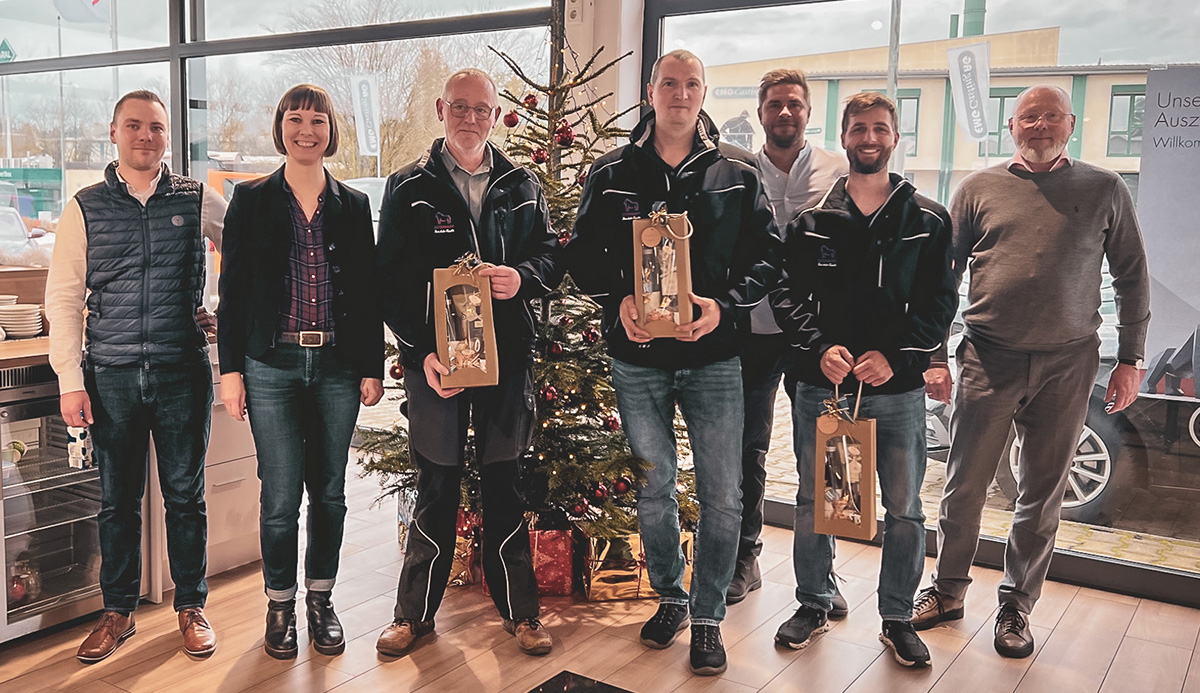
[910, 85, 1150, 659]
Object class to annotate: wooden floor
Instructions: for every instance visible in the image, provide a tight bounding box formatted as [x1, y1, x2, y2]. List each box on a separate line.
[5, 470, 1200, 693]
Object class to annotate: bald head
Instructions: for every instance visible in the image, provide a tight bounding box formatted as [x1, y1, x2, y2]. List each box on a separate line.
[1014, 85, 1072, 115]
[442, 68, 499, 104]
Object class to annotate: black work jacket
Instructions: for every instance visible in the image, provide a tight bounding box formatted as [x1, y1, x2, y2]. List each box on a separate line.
[217, 166, 384, 379]
[565, 109, 782, 370]
[770, 174, 957, 394]
[374, 141, 560, 374]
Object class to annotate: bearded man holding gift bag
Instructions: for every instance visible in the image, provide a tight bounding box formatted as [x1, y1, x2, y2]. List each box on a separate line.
[769, 92, 956, 668]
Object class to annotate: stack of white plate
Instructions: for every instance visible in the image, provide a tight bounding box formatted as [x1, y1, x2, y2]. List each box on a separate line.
[0, 304, 43, 338]
[0, 295, 17, 306]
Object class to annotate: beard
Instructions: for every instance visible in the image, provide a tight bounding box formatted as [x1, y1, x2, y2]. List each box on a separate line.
[847, 143, 893, 174]
[1017, 140, 1068, 164]
[766, 124, 800, 150]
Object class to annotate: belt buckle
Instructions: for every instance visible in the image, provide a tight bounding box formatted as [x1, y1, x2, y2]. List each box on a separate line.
[298, 331, 324, 347]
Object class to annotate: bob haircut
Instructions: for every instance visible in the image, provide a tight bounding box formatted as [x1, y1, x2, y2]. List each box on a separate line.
[273, 84, 339, 157]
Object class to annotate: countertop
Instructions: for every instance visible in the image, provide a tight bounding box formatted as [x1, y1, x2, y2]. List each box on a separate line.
[0, 336, 51, 368]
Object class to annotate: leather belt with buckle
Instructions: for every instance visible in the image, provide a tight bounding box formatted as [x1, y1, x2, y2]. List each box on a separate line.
[278, 331, 335, 347]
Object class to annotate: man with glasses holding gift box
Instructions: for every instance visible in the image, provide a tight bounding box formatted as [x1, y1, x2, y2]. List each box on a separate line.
[566, 49, 781, 676]
[913, 85, 1150, 659]
[770, 91, 955, 667]
[373, 68, 559, 659]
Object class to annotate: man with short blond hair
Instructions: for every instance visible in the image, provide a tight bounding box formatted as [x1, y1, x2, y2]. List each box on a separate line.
[47, 89, 225, 664]
[567, 50, 781, 676]
[913, 84, 1150, 659]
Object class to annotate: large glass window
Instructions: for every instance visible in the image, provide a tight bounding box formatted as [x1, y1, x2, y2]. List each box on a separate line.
[0, 63, 168, 266]
[203, 0, 549, 40]
[979, 89, 1022, 158]
[1108, 86, 1145, 157]
[0, 1, 168, 63]
[656, 0, 1200, 587]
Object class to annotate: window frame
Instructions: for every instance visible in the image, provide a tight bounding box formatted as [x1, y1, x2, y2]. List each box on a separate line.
[1107, 85, 1145, 157]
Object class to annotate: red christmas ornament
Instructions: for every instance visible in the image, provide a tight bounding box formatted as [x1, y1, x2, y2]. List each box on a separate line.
[557, 231, 571, 247]
[502, 110, 519, 128]
[557, 118, 570, 131]
[613, 476, 634, 495]
[8, 577, 26, 604]
[531, 148, 548, 164]
[575, 171, 588, 187]
[605, 413, 621, 432]
[592, 483, 608, 502]
[555, 129, 576, 147]
[389, 362, 404, 380]
[557, 315, 574, 328]
[549, 341, 564, 356]
[522, 94, 539, 109]
[569, 497, 590, 517]
[540, 384, 558, 403]
[582, 326, 600, 344]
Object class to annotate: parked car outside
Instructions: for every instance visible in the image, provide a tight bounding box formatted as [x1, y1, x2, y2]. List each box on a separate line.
[925, 273, 1200, 525]
[0, 206, 54, 266]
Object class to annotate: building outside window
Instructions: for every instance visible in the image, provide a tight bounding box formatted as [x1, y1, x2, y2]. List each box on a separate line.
[1108, 85, 1146, 156]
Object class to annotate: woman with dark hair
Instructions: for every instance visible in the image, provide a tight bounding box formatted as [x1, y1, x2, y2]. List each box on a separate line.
[217, 83, 384, 659]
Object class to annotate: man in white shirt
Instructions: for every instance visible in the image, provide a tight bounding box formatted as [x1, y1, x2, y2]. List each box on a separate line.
[729, 68, 848, 606]
[46, 90, 226, 664]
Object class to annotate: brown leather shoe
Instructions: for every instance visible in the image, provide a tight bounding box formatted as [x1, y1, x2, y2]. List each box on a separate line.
[375, 619, 434, 657]
[77, 611, 136, 664]
[178, 607, 217, 657]
[503, 617, 553, 656]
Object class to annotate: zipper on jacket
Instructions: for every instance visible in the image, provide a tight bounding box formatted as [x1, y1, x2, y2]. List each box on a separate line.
[141, 207, 151, 364]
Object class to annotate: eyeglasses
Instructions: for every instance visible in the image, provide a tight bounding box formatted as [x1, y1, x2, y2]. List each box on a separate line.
[1014, 111, 1071, 125]
[447, 102, 495, 120]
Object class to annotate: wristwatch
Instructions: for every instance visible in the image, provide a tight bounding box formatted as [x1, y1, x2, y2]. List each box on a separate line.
[1117, 358, 1143, 369]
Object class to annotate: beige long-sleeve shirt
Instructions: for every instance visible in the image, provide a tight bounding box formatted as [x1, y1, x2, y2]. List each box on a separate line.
[46, 168, 226, 393]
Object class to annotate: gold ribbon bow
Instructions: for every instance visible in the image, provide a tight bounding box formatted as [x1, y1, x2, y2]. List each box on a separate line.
[648, 207, 694, 241]
[822, 379, 865, 423]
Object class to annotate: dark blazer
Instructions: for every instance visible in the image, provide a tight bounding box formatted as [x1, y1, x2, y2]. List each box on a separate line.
[217, 165, 384, 379]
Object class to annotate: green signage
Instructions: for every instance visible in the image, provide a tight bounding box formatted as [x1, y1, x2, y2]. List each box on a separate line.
[0, 39, 15, 64]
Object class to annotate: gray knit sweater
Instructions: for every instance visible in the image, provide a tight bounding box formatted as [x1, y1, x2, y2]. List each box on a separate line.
[946, 160, 1150, 360]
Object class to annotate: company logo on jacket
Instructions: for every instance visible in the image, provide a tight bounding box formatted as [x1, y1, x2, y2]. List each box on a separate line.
[434, 212, 454, 233]
[818, 245, 838, 268]
[621, 197, 639, 221]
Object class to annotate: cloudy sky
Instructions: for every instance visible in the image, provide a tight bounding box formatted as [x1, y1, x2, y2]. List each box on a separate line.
[664, 0, 1200, 68]
[0, 0, 1194, 66]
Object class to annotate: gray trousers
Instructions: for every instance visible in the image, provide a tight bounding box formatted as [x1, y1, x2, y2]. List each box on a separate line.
[932, 334, 1099, 614]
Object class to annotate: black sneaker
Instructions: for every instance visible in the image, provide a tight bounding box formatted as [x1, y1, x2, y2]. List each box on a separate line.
[829, 582, 849, 620]
[688, 624, 726, 676]
[879, 620, 931, 667]
[726, 558, 762, 605]
[774, 606, 829, 649]
[994, 603, 1034, 658]
[639, 603, 690, 649]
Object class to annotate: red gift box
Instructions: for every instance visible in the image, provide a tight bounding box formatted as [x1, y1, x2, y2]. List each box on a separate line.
[483, 528, 575, 597]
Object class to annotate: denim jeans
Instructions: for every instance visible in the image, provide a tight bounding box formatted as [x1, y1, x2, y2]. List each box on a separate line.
[791, 383, 926, 621]
[611, 357, 744, 625]
[739, 332, 790, 564]
[244, 344, 361, 601]
[87, 359, 213, 613]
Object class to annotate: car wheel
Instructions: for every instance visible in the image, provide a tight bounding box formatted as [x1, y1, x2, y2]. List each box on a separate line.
[995, 398, 1132, 525]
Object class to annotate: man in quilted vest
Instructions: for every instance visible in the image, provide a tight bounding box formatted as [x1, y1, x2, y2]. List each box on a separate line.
[45, 90, 226, 664]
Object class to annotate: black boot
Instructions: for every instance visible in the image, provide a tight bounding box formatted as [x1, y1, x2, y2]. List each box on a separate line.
[264, 599, 298, 659]
[305, 590, 345, 655]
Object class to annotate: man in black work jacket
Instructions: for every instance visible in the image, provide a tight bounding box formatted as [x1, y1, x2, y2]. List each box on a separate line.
[373, 68, 559, 659]
[769, 92, 956, 668]
[565, 50, 781, 677]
